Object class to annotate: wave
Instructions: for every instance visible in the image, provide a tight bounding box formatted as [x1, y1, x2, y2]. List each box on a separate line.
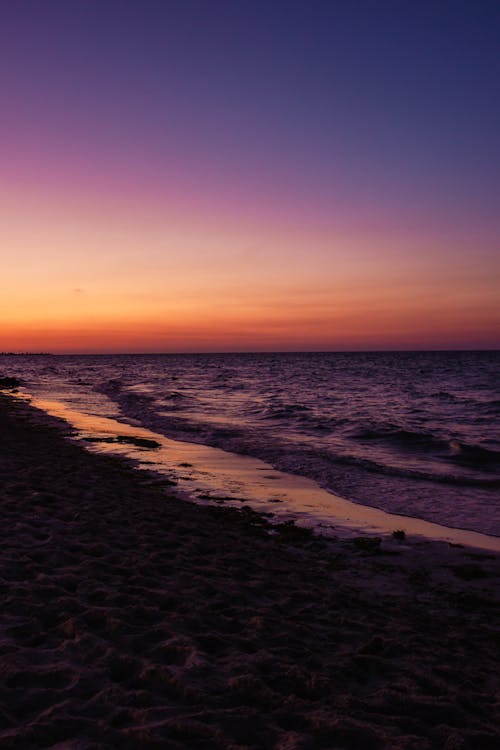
[433, 390, 461, 402]
[160, 391, 199, 410]
[346, 423, 500, 470]
[263, 403, 311, 420]
[350, 424, 448, 452]
[94, 383, 500, 491]
[448, 441, 500, 468]
[328, 451, 500, 488]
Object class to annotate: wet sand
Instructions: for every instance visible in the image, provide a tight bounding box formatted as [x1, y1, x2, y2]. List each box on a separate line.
[1, 393, 499, 749]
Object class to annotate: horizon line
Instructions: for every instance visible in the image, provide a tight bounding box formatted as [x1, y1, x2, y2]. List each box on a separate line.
[1, 348, 499, 357]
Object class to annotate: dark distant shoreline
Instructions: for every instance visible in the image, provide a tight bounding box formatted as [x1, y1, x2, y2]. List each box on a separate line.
[1, 349, 498, 357]
[0, 352, 54, 356]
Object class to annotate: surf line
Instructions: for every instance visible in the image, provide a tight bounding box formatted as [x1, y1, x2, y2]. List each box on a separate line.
[24, 395, 500, 554]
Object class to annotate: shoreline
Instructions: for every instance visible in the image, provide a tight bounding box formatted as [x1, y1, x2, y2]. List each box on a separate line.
[18, 392, 500, 553]
[3, 351, 499, 541]
[1, 393, 499, 748]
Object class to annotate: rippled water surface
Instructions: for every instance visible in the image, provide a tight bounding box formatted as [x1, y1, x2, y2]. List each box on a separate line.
[2, 351, 499, 535]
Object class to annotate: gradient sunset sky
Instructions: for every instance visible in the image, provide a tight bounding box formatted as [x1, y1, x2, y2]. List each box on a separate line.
[1, 0, 499, 353]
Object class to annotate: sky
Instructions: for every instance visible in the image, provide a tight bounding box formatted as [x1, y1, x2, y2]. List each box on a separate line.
[1, 0, 499, 353]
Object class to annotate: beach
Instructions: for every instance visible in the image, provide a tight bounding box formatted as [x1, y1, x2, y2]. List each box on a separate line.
[1, 392, 499, 749]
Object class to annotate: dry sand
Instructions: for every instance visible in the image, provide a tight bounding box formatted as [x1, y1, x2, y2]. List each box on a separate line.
[0, 393, 499, 749]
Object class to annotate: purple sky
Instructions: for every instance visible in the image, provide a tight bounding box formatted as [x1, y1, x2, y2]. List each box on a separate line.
[1, 1, 499, 352]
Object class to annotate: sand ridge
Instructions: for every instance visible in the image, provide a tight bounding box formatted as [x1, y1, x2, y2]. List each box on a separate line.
[0, 394, 499, 749]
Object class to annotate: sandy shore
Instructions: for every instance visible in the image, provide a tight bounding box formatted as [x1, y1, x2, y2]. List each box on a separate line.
[0, 393, 499, 749]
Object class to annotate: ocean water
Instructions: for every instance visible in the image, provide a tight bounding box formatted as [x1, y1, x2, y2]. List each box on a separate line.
[2, 351, 499, 536]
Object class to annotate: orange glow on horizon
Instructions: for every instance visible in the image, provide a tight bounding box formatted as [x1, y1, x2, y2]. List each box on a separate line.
[1, 288, 498, 354]
[2, 168, 499, 355]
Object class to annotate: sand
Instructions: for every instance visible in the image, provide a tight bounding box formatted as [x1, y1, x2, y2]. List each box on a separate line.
[0, 393, 499, 749]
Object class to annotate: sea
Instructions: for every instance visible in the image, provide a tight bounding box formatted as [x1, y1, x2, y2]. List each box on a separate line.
[2, 351, 499, 538]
